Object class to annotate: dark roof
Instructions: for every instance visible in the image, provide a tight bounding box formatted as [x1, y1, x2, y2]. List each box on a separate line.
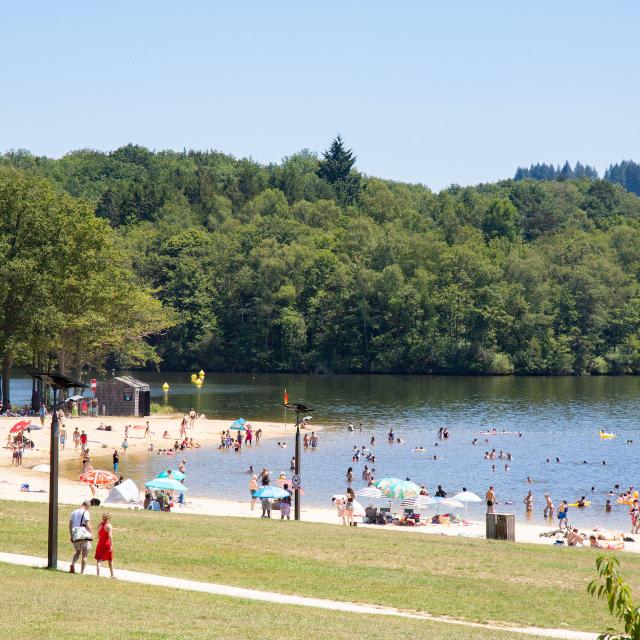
[112, 376, 150, 389]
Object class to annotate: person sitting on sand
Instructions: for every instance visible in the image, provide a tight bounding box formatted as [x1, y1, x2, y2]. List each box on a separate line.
[162, 430, 170, 439]
[567, 528, 584, 547]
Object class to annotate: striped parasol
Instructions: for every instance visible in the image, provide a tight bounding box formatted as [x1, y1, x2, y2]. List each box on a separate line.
[355, 486, 383, 498]
[400, 495, 437, 511]
[79, 470, 118, 486]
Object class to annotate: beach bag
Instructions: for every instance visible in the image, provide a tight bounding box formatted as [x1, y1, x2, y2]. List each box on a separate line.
[71, 512, 92, 542]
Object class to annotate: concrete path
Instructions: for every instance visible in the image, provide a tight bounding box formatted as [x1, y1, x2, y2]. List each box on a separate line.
[0, 551, 597, 640]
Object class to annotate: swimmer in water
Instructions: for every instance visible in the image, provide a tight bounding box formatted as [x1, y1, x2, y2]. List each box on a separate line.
[527, 476, 533, 484]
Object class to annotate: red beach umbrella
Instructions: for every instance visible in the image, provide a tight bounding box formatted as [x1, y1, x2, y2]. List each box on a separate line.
[10, 420, 30, 433]
[79, 470, 118, 486]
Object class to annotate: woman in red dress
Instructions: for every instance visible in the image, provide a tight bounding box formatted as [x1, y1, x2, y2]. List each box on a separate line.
[95, 513, 114, 577]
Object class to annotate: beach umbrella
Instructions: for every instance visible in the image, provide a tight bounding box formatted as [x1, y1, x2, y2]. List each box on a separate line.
[452, 491, 481, 515]
[79, 470, 118, 486]
[355, 486, 383, 498]
[157, 469, 185, 481]
[27, 423, 41, 430]
[145, 477, 188, 492]
[373, 478, 421, 500]
[453, 491, 482, 503]
[253, 486, 289, 499]
[32, 463, 50, 491]
[10, 420, 30, 433]
[433, 497, 464, 514]
[133, 425, 147, 430]
[229, 418, 246, 431]
[400, 495, 437, 511]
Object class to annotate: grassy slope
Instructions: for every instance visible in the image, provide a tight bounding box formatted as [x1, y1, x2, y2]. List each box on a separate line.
[0, 563, 552, 640]
[0, 500, 631, 633]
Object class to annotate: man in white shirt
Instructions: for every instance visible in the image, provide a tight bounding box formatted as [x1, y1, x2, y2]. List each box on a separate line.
[69, 500, 92, 574]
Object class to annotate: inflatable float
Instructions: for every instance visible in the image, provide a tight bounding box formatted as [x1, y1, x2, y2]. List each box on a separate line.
[568, 501, 591, 507]
[599, 431, 617, 439]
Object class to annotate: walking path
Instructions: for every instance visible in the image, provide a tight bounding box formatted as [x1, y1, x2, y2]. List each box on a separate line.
[0, 551, 596, 640]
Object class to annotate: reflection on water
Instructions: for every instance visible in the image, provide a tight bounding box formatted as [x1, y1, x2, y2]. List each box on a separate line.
[14, 373, 640, 530]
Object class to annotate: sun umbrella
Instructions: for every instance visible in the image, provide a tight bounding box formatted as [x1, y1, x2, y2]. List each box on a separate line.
[229, 418, 246, 431]
[10, 420, 30, 434]
[253, 486, 289, 499]
[133, 424, 147, 430]
[373, 478, 421, 500]
[32, 464, 51, 473]
[79, 470, 118, 486]
[355, 486, 384, 498]
[157, 469, 185, 481]
[433, 497, 464, 514]
[400, 495, 437, 511]
[453, 491, 482, 503]
[27, 423, 41, 430]
[145, 477, 188, 492]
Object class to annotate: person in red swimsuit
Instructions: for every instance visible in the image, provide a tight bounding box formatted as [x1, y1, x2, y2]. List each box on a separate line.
[94, 513, 114, 578]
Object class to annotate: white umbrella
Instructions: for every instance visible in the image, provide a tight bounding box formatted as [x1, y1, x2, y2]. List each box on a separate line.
[452, 491, 481, 516]
[453, 491, 482, 503]
[400, 495, 437, 511]
[433, 497, 464, 514]
[31, 464, 50, 492]
[355, 486, 383, 498]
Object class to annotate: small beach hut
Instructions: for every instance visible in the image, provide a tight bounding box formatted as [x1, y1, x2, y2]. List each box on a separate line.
[95, 376, 151, 417]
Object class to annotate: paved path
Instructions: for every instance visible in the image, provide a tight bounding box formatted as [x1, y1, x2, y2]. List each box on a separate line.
[0, 552, 596, 640]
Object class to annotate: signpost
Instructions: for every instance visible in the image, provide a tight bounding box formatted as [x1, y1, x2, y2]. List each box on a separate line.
[283, 402, 313, 521]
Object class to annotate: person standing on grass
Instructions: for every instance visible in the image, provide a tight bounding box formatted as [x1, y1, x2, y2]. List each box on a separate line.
[112, 449, 119, 473]
[280, 483, 292, 520]
[69, 500, 92, 574]
[95, 513, 115, 578]
[486, 486, 496, 514]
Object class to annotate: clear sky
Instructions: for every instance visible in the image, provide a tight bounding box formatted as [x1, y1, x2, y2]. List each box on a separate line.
[1, 1, 639, 190]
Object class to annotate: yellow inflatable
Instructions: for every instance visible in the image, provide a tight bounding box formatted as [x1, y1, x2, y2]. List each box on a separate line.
[568, 501, 591, 507]
[599, 431, 617, 439]
[199, 369, 205, 378]
[194, 378, 203, 386]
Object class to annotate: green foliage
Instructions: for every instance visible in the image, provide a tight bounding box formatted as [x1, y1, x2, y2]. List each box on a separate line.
[588, 556, 640, 639]
[4, 143, 640, 375]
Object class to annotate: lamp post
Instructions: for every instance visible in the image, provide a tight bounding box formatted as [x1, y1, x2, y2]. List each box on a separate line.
[284, 402, 313, 521]
[30, 372, 86, 570]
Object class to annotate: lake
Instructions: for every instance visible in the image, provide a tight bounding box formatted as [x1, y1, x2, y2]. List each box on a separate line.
[10, 372, 640, 529]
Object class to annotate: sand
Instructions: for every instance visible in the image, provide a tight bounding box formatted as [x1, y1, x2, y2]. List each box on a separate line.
[1, 413, 638, 553]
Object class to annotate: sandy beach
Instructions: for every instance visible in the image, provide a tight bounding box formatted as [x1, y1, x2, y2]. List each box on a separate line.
[1, 413, 638, 554]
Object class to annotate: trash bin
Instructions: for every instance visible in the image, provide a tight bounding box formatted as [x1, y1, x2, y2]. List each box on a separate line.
[496, 514, 515, 541]
[486, 513, 497, 539]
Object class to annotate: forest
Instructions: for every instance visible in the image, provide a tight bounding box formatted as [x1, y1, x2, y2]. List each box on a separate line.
[3, 139, 640, 388]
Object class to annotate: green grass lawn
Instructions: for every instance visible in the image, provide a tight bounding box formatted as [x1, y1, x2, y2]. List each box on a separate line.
[0, 563, 550, 640]
[0, 500, 630, 633]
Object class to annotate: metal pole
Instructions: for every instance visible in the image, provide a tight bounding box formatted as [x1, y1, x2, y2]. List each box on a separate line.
[294, 413, 300, 521]
[47, 387, 59, 570]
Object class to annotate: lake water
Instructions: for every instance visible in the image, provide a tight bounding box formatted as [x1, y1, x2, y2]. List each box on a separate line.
[11, 372, 640, 529]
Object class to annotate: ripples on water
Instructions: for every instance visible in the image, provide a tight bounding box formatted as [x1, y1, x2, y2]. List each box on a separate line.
[12, 373, 640, 530]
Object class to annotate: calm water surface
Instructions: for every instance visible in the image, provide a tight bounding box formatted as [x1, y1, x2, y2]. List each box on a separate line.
[13, 373, 640, 529]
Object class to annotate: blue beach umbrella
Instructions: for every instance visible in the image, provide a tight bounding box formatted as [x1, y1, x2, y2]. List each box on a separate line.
[145, 478, 188, 492]
[156, 470, 185, 481]
[229, 418, 246, 431]
[253, 486, 289, 499]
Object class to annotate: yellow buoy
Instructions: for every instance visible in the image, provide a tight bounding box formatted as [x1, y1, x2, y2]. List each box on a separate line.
[162, 382, 170, 391]
[190, 373, 197, 381]
[199, 369, 205, 378]
[194, 378, 203, 386]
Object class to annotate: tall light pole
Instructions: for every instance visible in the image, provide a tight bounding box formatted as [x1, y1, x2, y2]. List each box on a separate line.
[284, 402, 313, 521]
[31, 373, 85, 570]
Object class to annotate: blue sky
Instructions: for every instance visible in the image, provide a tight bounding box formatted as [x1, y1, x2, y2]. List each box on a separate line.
[1, 1, 639, 190]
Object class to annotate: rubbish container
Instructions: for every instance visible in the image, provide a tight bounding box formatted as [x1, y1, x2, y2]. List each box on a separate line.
[486, 513, 497, 539]
[496, 514, 515, 541]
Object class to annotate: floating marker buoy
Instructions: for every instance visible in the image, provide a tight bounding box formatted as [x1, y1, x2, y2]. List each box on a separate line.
[162, 382, 170, 391]
[194, 378, 203, 386]
[190, 373, 197, 381]
[199, 369, 205, 378]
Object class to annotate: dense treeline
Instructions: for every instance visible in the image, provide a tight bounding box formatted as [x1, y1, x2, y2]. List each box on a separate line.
[514, 161, 599, 181]
[4, 141, 640, 376]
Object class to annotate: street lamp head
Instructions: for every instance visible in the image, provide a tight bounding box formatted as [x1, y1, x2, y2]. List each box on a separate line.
[284, 403, 314, 414]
